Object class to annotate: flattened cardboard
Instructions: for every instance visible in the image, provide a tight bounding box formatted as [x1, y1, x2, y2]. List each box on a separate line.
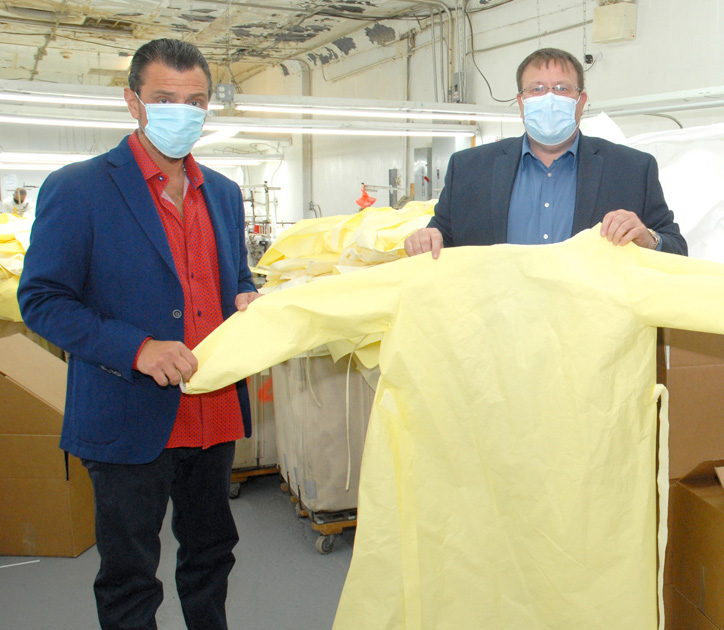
[664, 585, 720, 630]
[658, 329, 724, 479]
[0, 456, 95, 557]
[0, 334, 95, 557]
[668, 460, 724, 629]
[0, 320, 64, 360]
[0, 333, 66, 416]
[662, 328, 724, 368]
[664, 364, 724, 479]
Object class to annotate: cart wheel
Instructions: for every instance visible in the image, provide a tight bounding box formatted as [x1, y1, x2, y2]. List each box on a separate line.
[295, 502, 305, 518]
[229, 483, 241, 499]
[315, 535, 336, 554]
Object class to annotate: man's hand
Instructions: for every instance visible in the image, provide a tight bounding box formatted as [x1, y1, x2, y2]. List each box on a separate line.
[136, 340, 197, 387]
[600, 210, 658, 249]
[235, 291, 261, 311]
[404, 227, 444, 259]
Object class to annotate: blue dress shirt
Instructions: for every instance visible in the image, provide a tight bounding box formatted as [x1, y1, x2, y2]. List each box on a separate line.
[507, 133, 580, 245]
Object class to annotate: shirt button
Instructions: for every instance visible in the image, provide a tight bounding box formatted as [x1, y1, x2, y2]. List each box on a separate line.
[543, 234, 549, 240]
[172, 309, 182, 319]
[547, 172, 552, 177]
[544, 202, 550, 208]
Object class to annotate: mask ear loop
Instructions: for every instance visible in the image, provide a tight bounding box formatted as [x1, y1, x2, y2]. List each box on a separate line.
[133, 93, 147, 134]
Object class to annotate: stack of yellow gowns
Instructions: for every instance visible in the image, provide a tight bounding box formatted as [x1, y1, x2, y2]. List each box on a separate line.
[185, 227, 724, 629]
[257, 200, 435, 292]
[0, 214, 32, 322]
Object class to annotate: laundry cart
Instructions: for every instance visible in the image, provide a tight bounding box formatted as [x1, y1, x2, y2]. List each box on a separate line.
[229, 369, 278, 498]
[271, 351, 376, 553]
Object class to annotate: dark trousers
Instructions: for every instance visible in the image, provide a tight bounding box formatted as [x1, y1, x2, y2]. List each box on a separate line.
[83, 442, 239, 630]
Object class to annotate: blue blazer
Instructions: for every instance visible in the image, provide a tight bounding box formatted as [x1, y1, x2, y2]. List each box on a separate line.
[429, 133, 687, 255]
[18, 137, 257, 464]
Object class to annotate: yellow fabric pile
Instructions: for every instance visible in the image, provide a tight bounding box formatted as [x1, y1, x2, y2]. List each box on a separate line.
[256, 200, 435, 373]
[256, 200, 435, 292]
[0, 214, 32, 322]
[184, 227, 724, 629]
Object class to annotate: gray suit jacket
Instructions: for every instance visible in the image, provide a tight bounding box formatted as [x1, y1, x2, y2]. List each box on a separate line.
[428, 133, 687, 255]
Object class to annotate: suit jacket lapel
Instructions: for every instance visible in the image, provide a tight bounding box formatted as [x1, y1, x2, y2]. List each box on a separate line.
[490, 137, 523, 244]
[201, 180, 236, 306]
[572, 134, 604, 236]
[107, 139, 179, 278]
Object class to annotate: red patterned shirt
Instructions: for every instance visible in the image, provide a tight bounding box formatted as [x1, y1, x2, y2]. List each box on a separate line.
[129, 132, 244, 448]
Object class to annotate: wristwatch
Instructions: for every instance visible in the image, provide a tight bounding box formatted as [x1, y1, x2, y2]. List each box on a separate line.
[647, 229, 661, 249]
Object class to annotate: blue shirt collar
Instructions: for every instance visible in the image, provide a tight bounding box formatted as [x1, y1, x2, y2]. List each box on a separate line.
[521, 131, 580, 167]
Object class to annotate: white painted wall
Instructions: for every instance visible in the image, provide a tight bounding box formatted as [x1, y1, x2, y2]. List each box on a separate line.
[3, 0, 724, 225]
[468, 0, 724, 135]
[240, 0, 724, 223]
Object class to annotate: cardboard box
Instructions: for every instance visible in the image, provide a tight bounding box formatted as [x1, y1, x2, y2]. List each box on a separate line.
[662, 329, 724, 368]
[0, 334, 95, 557]
[664, 584, 720, 630]
[0, 319, 65, 359]
[658, 329, 724, 479]
[667, 460, 724, 629]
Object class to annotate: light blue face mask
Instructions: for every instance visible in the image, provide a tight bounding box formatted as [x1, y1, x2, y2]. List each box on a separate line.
[522, 92, 579, 146]
[136, 94, 207, 159]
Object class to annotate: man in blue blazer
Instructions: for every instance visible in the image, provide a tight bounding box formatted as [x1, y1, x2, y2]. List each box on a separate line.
[19, 39, 258, 630]
[405, 48, 686, 257]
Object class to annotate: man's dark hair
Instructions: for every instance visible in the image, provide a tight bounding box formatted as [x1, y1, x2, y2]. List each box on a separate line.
[128, 39, 213, 98]
[516, 48, 585, 92]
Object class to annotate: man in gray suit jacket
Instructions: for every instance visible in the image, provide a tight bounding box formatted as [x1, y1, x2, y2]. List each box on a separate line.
[405, 48, 686, 257]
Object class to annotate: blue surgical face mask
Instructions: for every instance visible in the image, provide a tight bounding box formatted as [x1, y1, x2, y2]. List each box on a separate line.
[136, 94, 207, 159]
[522, 92, 580, 146]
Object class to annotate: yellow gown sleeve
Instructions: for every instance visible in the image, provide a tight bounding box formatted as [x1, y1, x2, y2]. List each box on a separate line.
[184, 258, 402, 394]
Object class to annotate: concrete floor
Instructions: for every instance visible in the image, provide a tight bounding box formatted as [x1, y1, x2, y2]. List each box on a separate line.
[0, 473, 354, 629]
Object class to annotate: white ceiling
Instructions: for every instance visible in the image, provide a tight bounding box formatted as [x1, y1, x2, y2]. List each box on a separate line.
[0, 0, 430, 86]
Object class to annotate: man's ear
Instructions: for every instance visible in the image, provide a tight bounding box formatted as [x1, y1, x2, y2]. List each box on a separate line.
[124, 88, 141, 121]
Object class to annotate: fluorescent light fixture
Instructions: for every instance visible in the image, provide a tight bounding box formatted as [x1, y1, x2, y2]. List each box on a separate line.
[196, 158, 262, 167]
[0, 162, 70, 171]
[221, 125, 475, 137]
[234, 94, 519, 124]
[0, 151, 93, 164]
[194, 129, 239, 147]
[0, 151, 94, 170]
[0, 92, 127, 107]
[0, 151, 280, 170]
[229, 125, 475, 137]
[235, 103, 517, 123]
[0, 113, 135, 129]
[0, 90, 225, 110]
[0, 111, 476, 138]
[206, 117, 477, 137]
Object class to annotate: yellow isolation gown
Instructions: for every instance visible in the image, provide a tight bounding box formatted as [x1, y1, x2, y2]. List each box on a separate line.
[185, 227, 724, 630]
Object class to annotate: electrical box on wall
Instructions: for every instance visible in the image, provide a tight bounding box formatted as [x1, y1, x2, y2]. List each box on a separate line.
[592, 2, 637, 44]
[414, 147, 432, 201]
[388, 168, 399, 207]
[431, 138, 456, 201]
